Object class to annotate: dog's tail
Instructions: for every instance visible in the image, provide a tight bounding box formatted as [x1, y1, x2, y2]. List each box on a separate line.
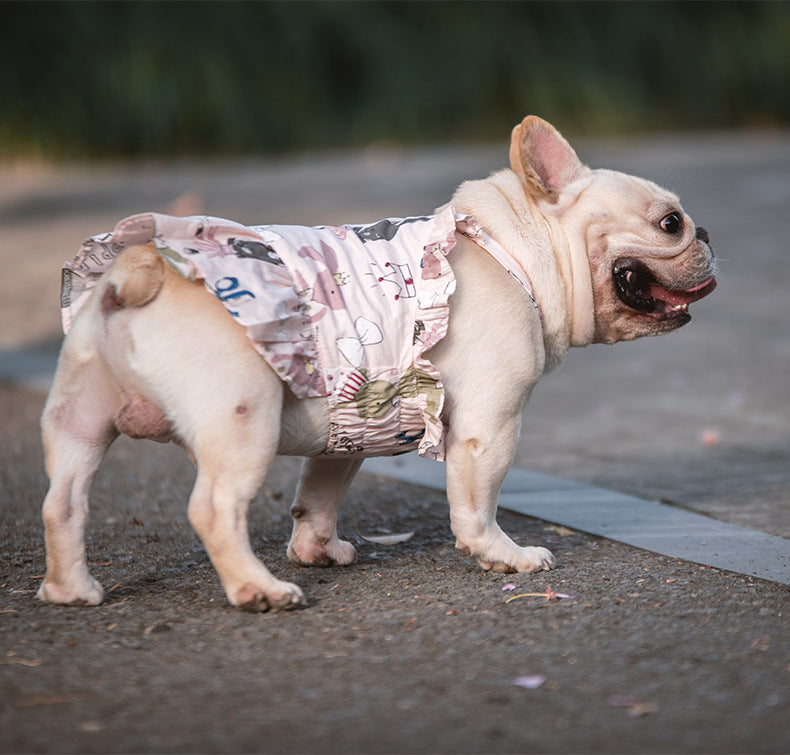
[100, 244, 167, 313]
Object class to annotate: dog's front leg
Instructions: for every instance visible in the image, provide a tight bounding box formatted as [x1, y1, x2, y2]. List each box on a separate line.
[446, 420, 554, 574]
[287, 457, 361, 567]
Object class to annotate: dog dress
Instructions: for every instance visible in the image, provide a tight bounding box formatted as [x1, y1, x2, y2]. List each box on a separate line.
[62, 206, 536, 460]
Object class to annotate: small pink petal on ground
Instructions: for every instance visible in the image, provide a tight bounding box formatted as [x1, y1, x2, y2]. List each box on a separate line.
[502, 583, 517, 591]
[608, 695, 638, 708]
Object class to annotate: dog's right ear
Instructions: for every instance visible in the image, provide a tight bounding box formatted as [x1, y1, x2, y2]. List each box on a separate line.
[509, 116, 586, 203]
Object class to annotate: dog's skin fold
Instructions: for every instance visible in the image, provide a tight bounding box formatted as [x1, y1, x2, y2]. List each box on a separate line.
[38, 116, 716, 611]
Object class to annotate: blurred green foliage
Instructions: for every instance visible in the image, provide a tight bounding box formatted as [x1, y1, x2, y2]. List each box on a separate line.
[1, 1, 788, 159]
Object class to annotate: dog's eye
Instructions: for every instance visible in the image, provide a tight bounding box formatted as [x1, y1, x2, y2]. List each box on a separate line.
[660, 212, 683, 234]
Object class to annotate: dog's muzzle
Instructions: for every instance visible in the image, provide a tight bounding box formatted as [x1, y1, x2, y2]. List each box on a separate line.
[613, 258, 717, 323]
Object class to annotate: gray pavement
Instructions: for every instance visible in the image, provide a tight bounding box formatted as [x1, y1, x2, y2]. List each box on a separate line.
[1, 133, 789, 753]
[367, 456, 790, 585]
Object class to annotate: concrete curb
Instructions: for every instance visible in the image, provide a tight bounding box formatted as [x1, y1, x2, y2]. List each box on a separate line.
[364, 455, 790, 586]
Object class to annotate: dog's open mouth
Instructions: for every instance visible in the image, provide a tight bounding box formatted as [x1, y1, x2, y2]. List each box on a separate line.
[613, 258, 717, 322]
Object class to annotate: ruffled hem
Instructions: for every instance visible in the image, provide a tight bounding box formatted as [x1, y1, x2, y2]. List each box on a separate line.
[411, 207, 458, 460]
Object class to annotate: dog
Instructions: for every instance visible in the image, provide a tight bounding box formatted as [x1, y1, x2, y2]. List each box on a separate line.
[37, 116, 716, 611]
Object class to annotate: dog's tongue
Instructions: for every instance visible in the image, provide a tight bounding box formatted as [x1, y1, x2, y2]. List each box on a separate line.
[647, 276, 717, 305]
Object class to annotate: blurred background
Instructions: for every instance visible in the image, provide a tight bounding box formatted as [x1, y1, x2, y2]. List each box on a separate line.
[1, 0, 789, 160]
[1, 1, 788, 537]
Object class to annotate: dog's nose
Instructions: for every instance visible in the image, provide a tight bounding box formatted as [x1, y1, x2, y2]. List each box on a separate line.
[695, 226, 710, 244]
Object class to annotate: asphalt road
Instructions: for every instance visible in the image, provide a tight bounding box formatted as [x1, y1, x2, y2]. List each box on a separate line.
[1, 132, 788, 753]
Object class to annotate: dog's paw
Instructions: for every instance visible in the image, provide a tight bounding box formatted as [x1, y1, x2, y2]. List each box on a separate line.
[457, 535, 556, 574]
[287, 533, 358, 568]
[476, 545, 556, 573]
[232, 579, 306, 613]
[37, 576, 105, 607]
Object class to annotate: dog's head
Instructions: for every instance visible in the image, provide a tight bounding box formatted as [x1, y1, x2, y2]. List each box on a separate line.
[510, 116, 717, 344]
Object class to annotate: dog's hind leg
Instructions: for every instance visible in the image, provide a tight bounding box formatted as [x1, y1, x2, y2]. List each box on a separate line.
[185, 370, 306, 612]
[38, 352, 120, 606]
[287, 457, 361, 567]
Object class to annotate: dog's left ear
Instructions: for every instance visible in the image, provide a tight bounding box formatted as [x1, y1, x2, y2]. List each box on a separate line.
[510, 116, 586, 203]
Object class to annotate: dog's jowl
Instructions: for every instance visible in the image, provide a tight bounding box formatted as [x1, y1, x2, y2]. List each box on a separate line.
[38, 116, 716, 611]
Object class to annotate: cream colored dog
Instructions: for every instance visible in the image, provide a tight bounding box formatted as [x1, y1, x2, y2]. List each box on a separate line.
[38, 116, 716, 611]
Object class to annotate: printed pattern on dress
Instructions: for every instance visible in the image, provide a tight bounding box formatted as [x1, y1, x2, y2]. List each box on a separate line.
[62, 208, 537, 461]
[62, 209, 460, 459]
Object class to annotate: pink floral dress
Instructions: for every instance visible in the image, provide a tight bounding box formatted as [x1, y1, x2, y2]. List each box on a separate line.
[62, 206, 536, 460]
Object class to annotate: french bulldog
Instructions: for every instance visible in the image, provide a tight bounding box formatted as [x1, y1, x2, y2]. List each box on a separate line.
[37, 116, 716, 611]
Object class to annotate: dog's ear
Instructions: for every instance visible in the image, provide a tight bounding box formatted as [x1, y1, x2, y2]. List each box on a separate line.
[509, 116, 586, 203]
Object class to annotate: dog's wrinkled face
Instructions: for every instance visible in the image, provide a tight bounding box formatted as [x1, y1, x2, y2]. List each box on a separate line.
[581, 171, 717, 343]
[508, 116, 717, 346]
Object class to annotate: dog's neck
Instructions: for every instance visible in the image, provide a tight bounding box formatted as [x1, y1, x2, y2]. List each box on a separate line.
[539, 193, 596, 348]
[450, 170, 595, 361]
